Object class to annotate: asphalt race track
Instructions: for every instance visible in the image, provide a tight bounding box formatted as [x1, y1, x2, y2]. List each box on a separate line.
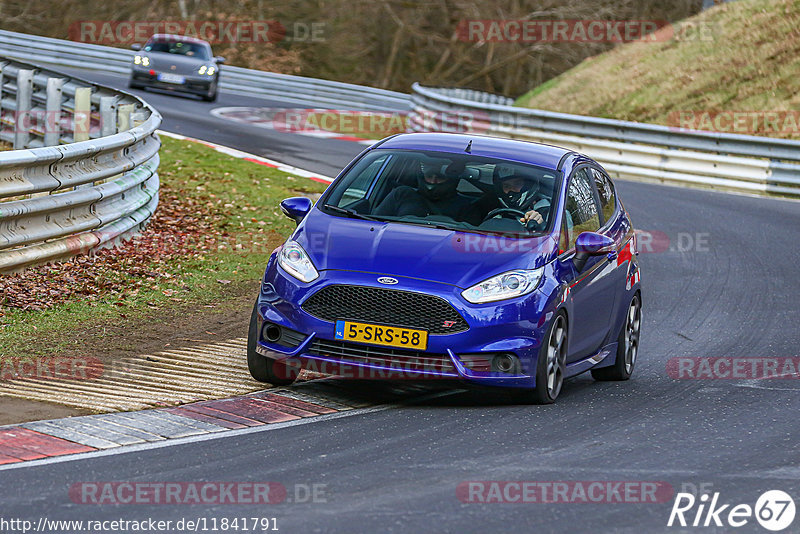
[1, 73, 798, 533]
[63, 68, 365, 177]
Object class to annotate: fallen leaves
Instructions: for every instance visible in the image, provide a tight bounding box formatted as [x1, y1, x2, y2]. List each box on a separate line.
[0, 190, 221, 312]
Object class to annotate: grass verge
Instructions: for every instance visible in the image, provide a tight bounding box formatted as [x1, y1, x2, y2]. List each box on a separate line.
[0, 135, 328, 360]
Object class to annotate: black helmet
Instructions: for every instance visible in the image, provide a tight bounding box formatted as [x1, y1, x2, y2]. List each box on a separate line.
[418, 167, 459, 201]
[494, 174, 540, 212]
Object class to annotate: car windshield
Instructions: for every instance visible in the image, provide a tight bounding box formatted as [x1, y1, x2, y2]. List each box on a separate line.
[144, 40, 210, 60]
[321, 149, 559, 236]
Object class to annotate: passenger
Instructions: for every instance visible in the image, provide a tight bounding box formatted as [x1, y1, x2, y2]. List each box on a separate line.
[374, 167, 471, 220]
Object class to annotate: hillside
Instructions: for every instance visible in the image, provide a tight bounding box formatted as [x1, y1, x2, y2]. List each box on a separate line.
[516, 0, 800, 139]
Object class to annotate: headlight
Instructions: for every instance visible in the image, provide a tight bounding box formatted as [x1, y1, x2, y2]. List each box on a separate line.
[278, 240, 319, 283]
[461, 269, 543, 304]
[198, 65, 215, 75]
[134, 55, 150, 66]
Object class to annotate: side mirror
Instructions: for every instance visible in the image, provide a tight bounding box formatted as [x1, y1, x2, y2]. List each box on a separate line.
[214, 56, 226, 64]
[280, 197, 312, 225]
[573, 232, 616, 271]
[131, 43, 142, 51]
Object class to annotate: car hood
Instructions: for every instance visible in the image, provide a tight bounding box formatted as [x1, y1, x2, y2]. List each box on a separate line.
[146, 53, 206, 75]
[294, 210, 558, 288]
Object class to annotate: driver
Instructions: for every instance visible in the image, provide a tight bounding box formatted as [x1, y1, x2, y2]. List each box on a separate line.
[374, 166, 471, 219]
[468, 173, 546, 227]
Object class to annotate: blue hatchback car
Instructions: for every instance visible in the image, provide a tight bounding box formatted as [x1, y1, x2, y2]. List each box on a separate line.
[248, 133, 642, 403]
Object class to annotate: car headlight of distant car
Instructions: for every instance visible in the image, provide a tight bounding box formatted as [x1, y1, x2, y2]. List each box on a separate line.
[133, 55, 150, 66]
[198, 65, 216, 75]
[461, 269, 543, 304]
[278, 240, 319, 283]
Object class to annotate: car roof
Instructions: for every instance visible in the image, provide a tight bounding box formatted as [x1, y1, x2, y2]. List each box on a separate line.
[377, 133, 571, 170]
[147, 34, 210, 46]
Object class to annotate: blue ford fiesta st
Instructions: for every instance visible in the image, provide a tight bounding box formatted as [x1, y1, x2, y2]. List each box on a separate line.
[248, 133, 642, 403]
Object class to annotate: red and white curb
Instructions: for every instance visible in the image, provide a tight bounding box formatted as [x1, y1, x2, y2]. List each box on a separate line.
[158, 130, 336, 184]
[0, 380, 442, 467]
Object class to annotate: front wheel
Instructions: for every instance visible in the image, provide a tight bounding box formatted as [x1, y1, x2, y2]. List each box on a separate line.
[202, 79, 218, 102]
[247, 301, 299, 385]
[592, 293, 641, 381]
[516, 311, 568, 404]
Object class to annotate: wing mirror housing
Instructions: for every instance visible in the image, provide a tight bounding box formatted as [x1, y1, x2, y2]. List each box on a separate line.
[573, 232, 616, 271]
[280, 197, 312, 225]
[131, 43, 142, 51]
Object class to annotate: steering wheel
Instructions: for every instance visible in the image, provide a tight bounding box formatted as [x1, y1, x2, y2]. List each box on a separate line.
[482, 207, 527, 223]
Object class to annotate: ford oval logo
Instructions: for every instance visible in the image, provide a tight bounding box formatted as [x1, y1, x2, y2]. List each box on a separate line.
[377, 277, 398, 285]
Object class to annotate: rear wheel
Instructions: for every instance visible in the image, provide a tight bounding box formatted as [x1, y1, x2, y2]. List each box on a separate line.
[247, 301, 299, 385]
[592, 293, 641, 381]
[517, 312, 567, 404]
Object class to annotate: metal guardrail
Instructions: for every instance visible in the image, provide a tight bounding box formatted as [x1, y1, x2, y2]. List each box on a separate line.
[409, 83, 800, 197]
[0, 30, 410, 112]
[0, 56, 161, 273]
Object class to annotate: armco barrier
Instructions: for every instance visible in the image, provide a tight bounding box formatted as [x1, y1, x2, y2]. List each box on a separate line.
[408, 84, 800, 198]
[0, 56, 161, 273]
[0, 30, 410, 112]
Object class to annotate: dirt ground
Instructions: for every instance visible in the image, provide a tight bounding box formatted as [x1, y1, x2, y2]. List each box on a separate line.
[0, 279, 259, 426]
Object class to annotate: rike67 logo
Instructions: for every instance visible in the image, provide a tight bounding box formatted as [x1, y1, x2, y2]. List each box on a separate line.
[668, 490, 796, 531]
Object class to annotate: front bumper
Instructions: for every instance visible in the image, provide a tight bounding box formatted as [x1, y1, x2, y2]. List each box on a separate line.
[254, 255, 559, 388]
[130, 67, 214, 95]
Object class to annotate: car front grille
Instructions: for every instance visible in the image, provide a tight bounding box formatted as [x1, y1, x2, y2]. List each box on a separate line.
[301, 284, 469, 335]
[307, 338, 457, 376]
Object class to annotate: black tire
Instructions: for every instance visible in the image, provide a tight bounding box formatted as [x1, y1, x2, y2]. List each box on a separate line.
[128, 80, 143, 90]
[247, 301, 299, 385]
[516, 311, 568, 404]
[592, 293, 641, 381]
[202, 79, 218, 102]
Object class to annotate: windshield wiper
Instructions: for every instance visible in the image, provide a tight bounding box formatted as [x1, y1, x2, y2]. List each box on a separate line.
[322, 204, 384, 222]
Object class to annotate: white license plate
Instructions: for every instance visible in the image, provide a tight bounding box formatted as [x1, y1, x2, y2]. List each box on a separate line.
[157, 73, 185, 84]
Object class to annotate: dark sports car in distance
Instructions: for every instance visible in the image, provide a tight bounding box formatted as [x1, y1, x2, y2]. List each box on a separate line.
[129, 34, 223, 102]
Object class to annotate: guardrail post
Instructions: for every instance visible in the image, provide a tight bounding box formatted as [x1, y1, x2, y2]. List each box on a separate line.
[73, 86, 92, 142]
[72, 86, 93, 190]
[44, 77, 65, 146]
[117, 104, 134, 132]
[14, 69, 34, 149]
[100, 96, 117, 137]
